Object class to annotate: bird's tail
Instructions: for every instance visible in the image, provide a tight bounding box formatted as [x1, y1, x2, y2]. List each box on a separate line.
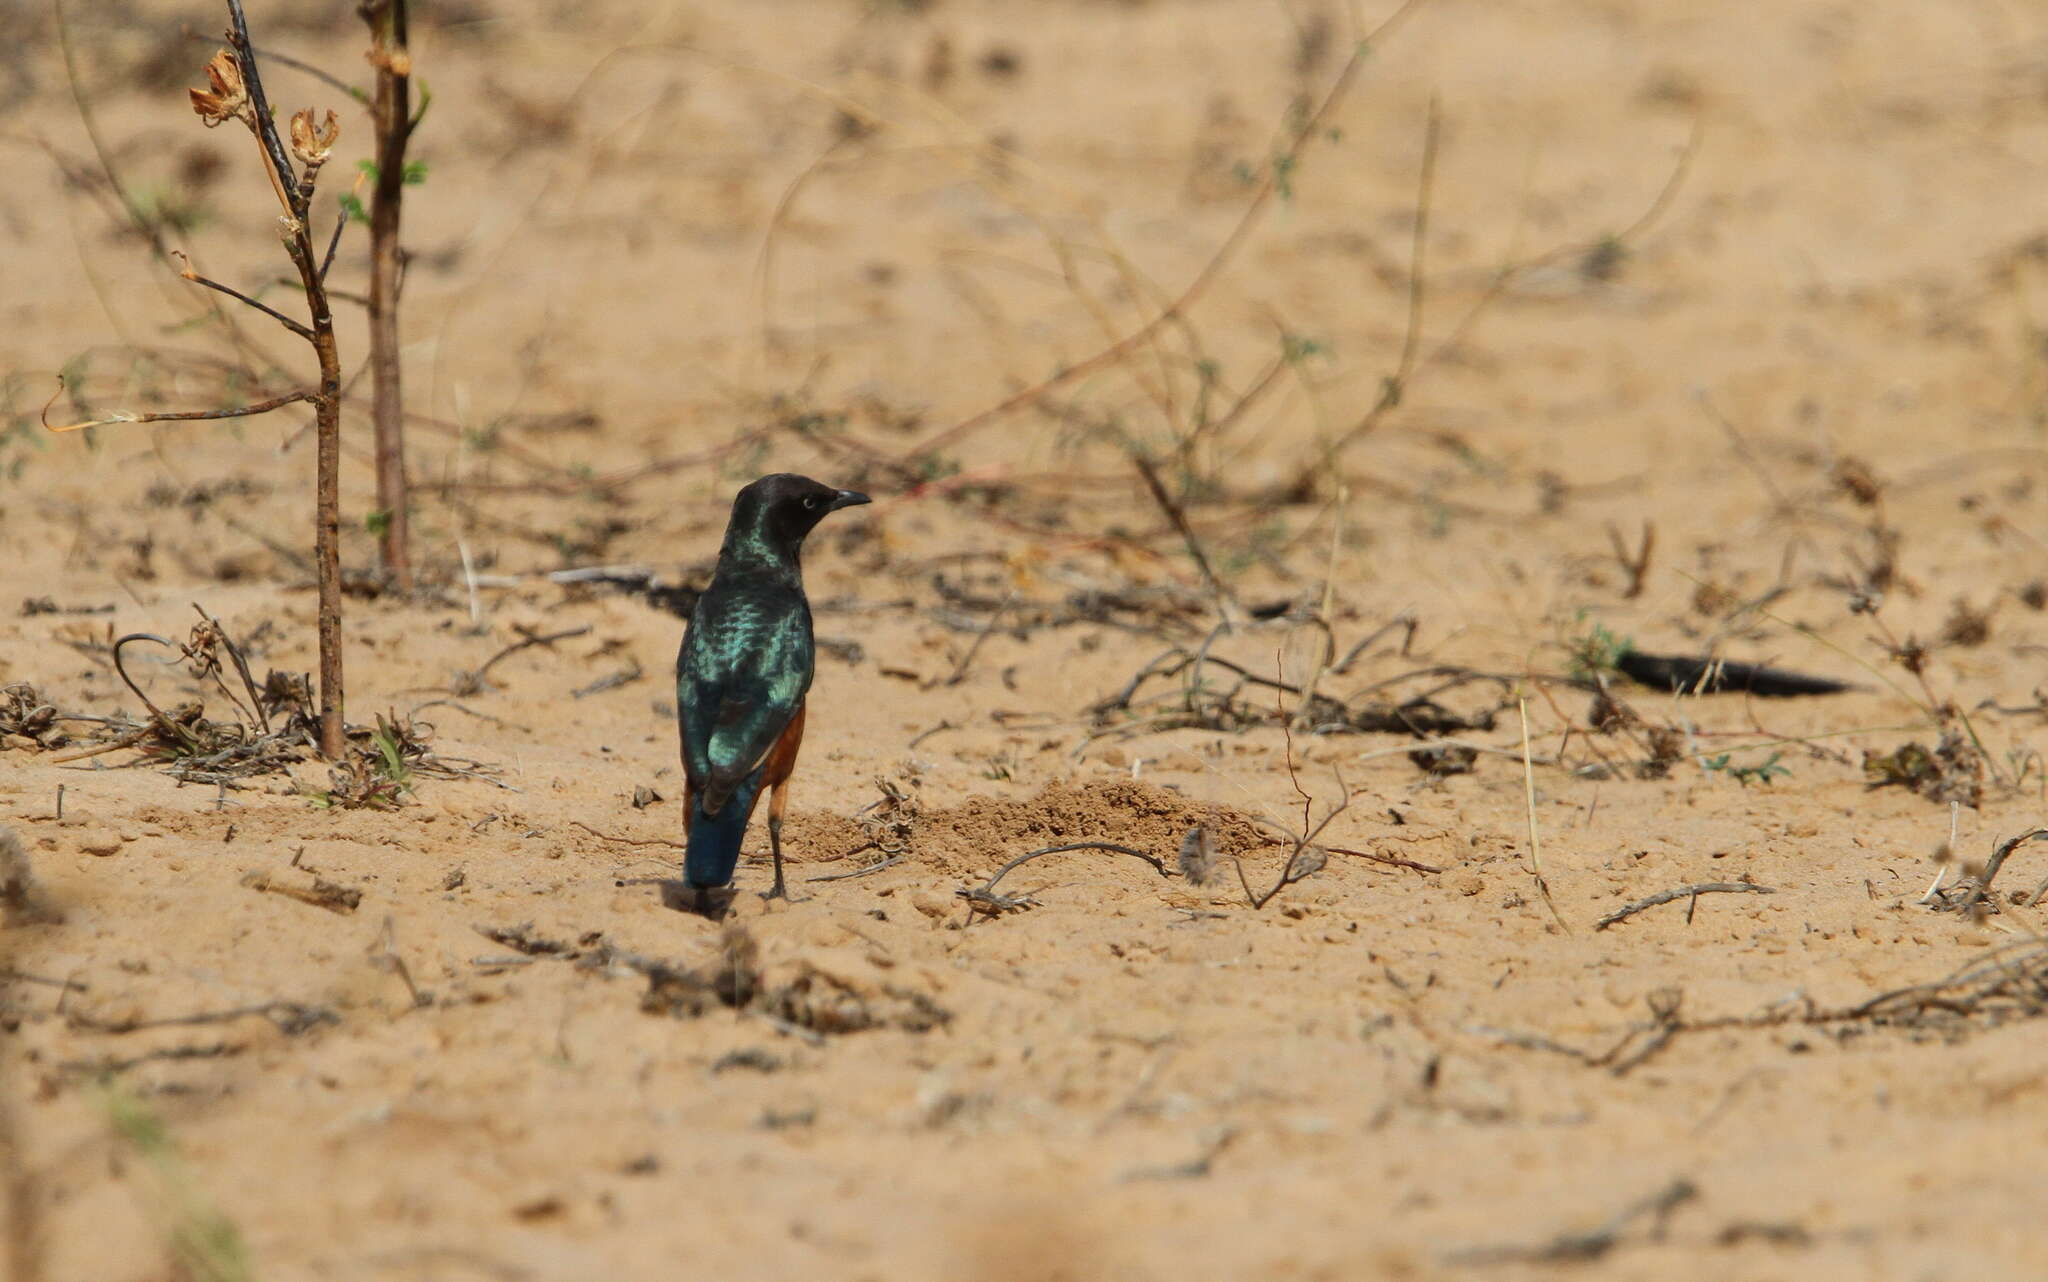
[684, 780, 761, 889]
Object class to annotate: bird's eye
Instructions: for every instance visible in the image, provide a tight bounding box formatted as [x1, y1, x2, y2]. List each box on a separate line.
[803, 496, 819, 510]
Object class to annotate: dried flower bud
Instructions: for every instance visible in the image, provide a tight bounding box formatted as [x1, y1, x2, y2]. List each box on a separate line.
[289, 108, 340, 165]
[365, 45, 415, 78]
[189, 49, 249, 127]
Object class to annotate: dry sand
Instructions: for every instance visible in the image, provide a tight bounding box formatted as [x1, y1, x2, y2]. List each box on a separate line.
[4, 1, 2048, 1278]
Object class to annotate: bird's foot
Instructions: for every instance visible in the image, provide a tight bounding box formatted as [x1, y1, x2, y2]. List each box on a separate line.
[760, 873, 804, 904]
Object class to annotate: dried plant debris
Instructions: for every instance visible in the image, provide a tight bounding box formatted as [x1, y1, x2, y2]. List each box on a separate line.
[16, 613, 491, 799]
[0, 683, 66, 750]
[1450, 1178, 1698, 1267]
[310, 714, 499, 808]
[933, 575, 1209, 636]
[1923, 829, 2048, 918]
[241, 869, 362, 915]
[1938, 597, 1994, 649]
[475, 921, 950, 1036]
[15, 614, 315, 779]
[1583, 689, 1690, 780]
[859, 776, 921, 853]
[1863, 729, 1985, 807]
[1094, 642, 1504, 741]
[1821, 941, 2048, 1039]
[1481, 936, 2048, 1079]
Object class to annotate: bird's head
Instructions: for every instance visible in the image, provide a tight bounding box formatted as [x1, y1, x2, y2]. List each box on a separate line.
[729, 473, 872, 551]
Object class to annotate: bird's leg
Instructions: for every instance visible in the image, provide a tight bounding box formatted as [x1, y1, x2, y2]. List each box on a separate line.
[764, 776, 796, 901]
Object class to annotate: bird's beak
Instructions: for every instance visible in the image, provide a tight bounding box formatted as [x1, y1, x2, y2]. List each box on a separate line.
[829, 489, 872, 512]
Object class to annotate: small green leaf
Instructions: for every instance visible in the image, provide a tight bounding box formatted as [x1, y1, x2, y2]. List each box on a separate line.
[339, 193, 369, 225]
[1281, 332, 1327, 363]
[364, 508, 392, 536]
[402, 159, 429, 185]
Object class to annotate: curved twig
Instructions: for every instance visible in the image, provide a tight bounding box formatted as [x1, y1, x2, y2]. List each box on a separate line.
[981, 841, 1168, 897]
[111, 633, 180, 725]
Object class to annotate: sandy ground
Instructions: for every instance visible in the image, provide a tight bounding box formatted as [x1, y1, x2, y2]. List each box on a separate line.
[5, 1, 2048, 1279]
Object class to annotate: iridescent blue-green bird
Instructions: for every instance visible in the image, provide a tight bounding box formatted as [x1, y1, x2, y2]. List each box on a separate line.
[677, 474, 870, 900]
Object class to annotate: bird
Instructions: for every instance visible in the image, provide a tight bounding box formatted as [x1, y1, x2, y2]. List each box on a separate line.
[675, 473, 870, 902]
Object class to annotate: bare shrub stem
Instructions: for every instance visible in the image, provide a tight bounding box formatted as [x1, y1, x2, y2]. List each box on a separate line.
[47, 1, 350, 756]
[362, 0, 416, 588]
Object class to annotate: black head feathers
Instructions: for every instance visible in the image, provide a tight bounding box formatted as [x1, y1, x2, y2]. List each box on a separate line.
[723, 473, 871, 558]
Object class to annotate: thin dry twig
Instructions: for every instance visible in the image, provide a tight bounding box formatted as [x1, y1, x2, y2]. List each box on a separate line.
[571, 820, 682, 850]
[979, 842, 1168, 897]
[1594, 882, 1775, 931]
[806, 853, 905, 883]
[1607, 520, 1656, 599]
[451, 625, 593, 694]
[67, 999, 337, 1037]
[1518, 698, 1569, 932]
[1132, 452, 1241, 616]
[1323, 844, 1443, 876]
[898, 0, 1435, 466]
[1449, 1178, 1698, 1266]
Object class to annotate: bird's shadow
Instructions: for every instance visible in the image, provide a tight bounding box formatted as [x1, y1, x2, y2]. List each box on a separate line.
[618, 876, 736, 920]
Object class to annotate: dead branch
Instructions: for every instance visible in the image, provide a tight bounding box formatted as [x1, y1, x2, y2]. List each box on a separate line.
[1481, 937, 2048, 1080]
[572, 657, 644, 700]
[1132, 452, 1240, 616]
[1232, 842, 1329, 910]
[1594, 882, 1775, 931]
[50, 4, 353, 755]
[1323, 844, 1443, 876]
[571, 820, 681, 849]
[898, 0, 1435, 466]
[934, 591, 1014, 687]
[1330, 612, 1419, 675]
[451, 624, 593, 694]
[979, 842, 1168, 898]
[67, 999, 337, 1037]
[360, 0, 418, 587]
[1935, 828, 2048, 918]
[241, 868, 362, 915]
[1449, 1178, 1698, 1266]
[1606, 520, 1655, 599]
[42, 385, 314, 433]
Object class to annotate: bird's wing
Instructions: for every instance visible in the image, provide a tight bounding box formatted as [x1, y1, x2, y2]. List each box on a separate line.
[677, 592, 813, 812]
